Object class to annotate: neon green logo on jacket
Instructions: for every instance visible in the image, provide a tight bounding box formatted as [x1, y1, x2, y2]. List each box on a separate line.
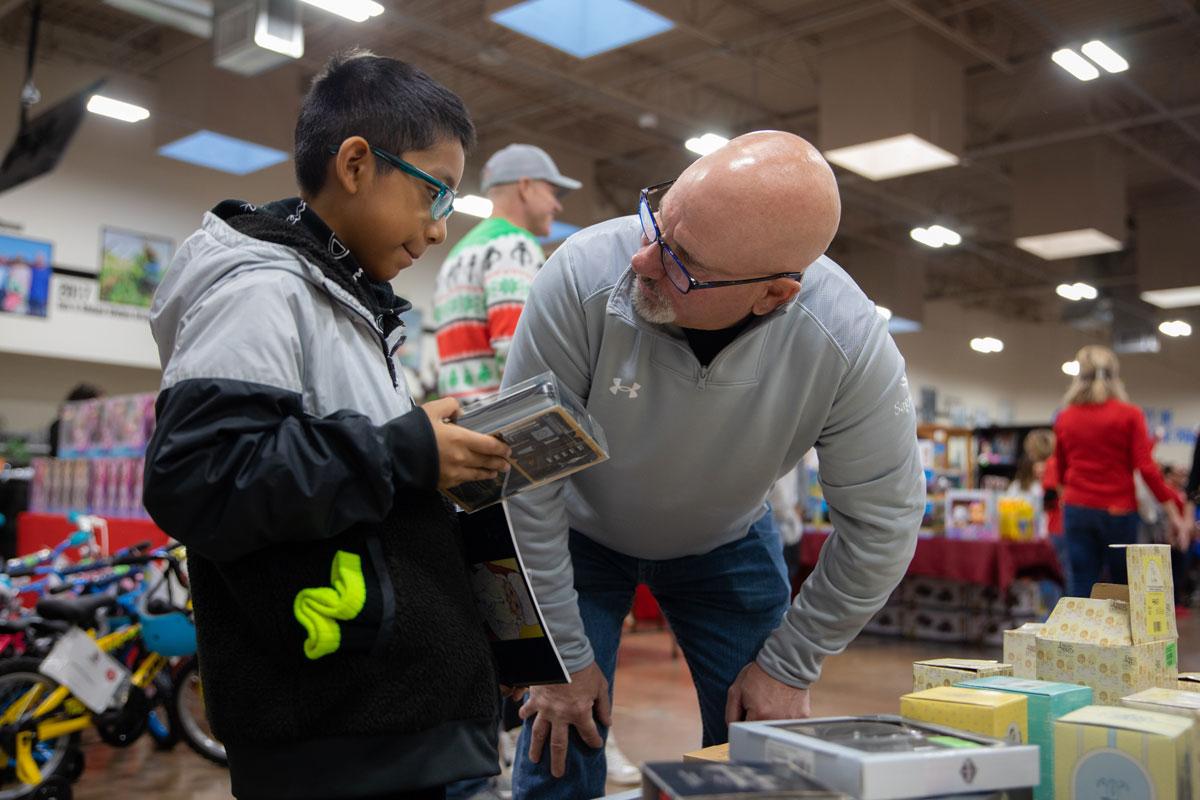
[293, 551, 366, 660]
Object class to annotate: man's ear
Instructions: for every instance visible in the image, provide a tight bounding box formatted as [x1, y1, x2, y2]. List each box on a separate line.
[752, 278, 802, 316]
[331, 136, 372, 196]
[516, 177, 535, 202]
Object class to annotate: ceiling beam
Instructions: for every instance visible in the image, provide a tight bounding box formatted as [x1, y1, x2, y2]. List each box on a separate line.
[887, 0, 1016, 73]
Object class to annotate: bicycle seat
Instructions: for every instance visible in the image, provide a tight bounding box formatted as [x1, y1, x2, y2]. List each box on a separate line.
[36, 593, 119, 629]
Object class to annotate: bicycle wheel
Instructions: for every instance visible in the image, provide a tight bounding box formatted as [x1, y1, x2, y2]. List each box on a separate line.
[168, 659, 226, 766]
[146, 672, 178, 751]
[0, 658, 82, 799]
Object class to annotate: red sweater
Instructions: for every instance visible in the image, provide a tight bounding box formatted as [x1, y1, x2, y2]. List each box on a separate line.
[1053, 399, 1184, 515]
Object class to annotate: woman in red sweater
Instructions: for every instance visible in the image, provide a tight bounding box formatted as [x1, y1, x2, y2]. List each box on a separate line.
[1054, 345, 1186, 597]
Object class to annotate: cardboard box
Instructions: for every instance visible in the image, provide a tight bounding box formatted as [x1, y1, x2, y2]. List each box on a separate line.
[1035, 545, 1179, 705]
[1122, 687, 1200, 719]
[1179, 672, 1200, 693]
[1004, 623, 1045, 679]
[681, 743, 729, 763]
[640, 761, 847, 798]
[900, 686, 1028, 744]
[957, 676, 1093, 800]
[1054, 705, 1198, 800]
[862, 605, 906, 637]
[728, 715, 1039, 800]
[906, 609, 970, 642]
[913, 658, 1013, 691]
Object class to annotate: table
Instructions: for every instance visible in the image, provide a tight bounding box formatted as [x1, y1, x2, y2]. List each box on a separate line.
[799, 530, 1064, 592]
[15, 512, 170, 556]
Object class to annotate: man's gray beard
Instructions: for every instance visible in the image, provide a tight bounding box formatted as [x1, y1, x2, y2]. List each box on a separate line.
[632, 276, 676, 324]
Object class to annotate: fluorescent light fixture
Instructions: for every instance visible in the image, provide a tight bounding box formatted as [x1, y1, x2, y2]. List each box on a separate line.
[102, 0, 213, 38]
[824, 133, 959, 181]
[491, 0, 674, 59]
[1052, 48, 1100, 81]
[1140, 286, 1200, 309]
[539, 221, 582, 244]
[1055, 282, 1098, 301]
[1081, 40, 1129, 73]
[1062, 360, 1080, 376]
[453, 195, 493, 218]
[158, 130, 288, 175]
[299, 0, 383, 22]
[1014, 228, 1123, 260]
[910, 225, 961, 248]
[254, 20, 304, 58]
[1159, 320, 1193, 338]
[685, 133, 729, 157]
[86, 94, 150, 123]
[875, 305, 893, 320]
[969, 336, 1004, 354]
[888, 316, 922, 334]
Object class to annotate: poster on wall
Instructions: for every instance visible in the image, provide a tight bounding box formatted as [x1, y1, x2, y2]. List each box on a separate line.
[98, 227, 172, 308]
[0, 233, 53, 317]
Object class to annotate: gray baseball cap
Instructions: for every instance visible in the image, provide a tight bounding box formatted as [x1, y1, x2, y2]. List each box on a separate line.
[481, 144, 582, 194]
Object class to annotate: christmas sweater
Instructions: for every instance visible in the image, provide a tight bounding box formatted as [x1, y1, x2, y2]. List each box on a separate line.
[434, 217, 544, 400]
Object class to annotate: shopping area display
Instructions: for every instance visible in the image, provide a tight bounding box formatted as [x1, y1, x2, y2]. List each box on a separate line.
[27, 392, 158, 520]
[0, 522, 224, 800]
[630, 544, 1199, 800]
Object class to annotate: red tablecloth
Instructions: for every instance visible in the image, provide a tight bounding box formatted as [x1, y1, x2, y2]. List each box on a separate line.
[799, 530, 1064, 591]
[16, 512, 170, 556]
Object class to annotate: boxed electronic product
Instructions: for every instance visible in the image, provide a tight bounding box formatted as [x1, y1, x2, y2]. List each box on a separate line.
[1179, 673, 1200, 693]
[728, 715, 1039, 800]
[956, 676, 1093, 800]
[1003, 623, 1045, 679]
[900, 686, 1028, 744]
[443, 371, 609, 512]
[1036, 545, 1178, 705]
[913, 658, 1013, 691]
[640, 761, 846, 799]
[1054, 705, 1198, 800]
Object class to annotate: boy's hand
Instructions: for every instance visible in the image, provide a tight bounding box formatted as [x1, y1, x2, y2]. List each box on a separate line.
[421, 398, 512, 489]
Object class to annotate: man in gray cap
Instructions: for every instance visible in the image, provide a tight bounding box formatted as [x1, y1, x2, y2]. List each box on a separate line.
[434, 144, 581, 402]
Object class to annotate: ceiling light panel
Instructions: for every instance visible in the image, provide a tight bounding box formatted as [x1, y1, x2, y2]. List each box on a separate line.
[1014, 228, 1123, 260]
[491, 0, 674, 59]
[299, 0, 383, 22]
[1052, 48, 1100, 81]
[824, 133, 959, 181]
[158, 130, 288, 175]
[86, 95, 150, 123]
[1140, 286, 1200, 309]
[1081, 40, 1129, 73]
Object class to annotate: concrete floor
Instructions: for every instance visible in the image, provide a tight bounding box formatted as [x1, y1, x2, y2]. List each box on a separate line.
[67, 611, 1200, 799]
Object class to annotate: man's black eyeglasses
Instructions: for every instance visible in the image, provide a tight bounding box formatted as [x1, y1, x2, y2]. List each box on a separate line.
[637, 180, 803, 294]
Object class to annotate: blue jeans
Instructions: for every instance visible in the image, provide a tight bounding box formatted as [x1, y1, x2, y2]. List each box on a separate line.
[512, 510, 791, 800]
[1063, 505, 1138, 598]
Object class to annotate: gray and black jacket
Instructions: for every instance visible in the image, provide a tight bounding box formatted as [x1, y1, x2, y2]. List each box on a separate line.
[143, 199, 499, 798]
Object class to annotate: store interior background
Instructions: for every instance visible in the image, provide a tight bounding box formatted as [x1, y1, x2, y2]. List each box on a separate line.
[0, 1, 1199, 796]
[1, 0, 1197, 466]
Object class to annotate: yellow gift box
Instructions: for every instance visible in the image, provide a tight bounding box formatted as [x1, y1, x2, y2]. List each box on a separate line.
[900, 686, 1028, 744]
[1055, 704, 1198, 800]
[912, 658, 1013, 692]
[1036, 545, 1179, 705]
[1004, 622, 1045, 679]
[1123, 687, 1200, 719]
[1178, 673, 1200, 693]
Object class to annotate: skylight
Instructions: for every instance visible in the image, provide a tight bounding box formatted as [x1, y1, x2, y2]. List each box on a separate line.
[158, 130, 288, 175]
[491, 0, 674, 59]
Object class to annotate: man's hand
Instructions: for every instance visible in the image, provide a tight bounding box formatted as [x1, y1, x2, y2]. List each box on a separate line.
[421, 397, 512, 489]
[519, 662, 612, 778]
[725, 661, 811, 724]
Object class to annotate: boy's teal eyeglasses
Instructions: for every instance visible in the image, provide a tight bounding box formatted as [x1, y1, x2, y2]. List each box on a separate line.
[327, 144, 456, 220]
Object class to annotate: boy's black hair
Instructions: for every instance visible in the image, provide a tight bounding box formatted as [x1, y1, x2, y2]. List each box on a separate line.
[294, 49, 476, 196]
[64, 383, 103, 402]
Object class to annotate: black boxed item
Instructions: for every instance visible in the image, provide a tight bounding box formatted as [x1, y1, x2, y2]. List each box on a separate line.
[640, 761, 847, 798]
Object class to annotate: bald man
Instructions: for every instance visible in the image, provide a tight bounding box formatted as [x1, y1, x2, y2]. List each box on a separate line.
[501, 131, 924, 798]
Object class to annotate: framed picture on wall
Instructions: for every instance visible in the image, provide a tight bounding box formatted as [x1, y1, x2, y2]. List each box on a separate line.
[98, 227, 173, 308]
[0, 233, 53, 317]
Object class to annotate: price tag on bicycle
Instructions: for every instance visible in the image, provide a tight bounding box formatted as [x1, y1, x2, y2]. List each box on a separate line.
[39, 628, 131, 713]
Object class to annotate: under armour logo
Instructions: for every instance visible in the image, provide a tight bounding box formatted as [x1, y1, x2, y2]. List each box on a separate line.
[609, 378, 640, 399]
[960, 759, 977, 785]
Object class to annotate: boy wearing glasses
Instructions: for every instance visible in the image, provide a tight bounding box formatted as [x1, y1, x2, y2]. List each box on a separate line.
[144, 51, 511, 800]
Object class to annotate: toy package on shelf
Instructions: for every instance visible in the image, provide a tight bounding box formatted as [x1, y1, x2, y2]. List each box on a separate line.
[640, 761, 847, 799]
[956, 676, 1093, 800]
[1054, 705, 1198, 800]
[56, 393, 156, 460]
[900, 686, 1028, 744]
[443, 371, 608, 512]
[944, 489, 998, 540]
[912, 658, 1012, 691]
[1034, 545, 1178, 705]
[728, 715, 1039, 800]
[27, 456, 149, 519]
